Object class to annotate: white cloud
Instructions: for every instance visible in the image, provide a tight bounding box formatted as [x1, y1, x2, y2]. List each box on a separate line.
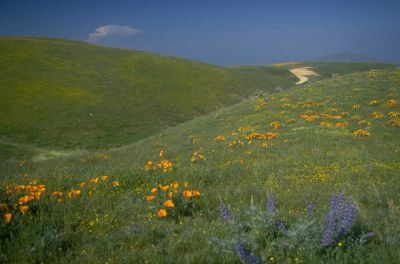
[87, 25, 141, 43]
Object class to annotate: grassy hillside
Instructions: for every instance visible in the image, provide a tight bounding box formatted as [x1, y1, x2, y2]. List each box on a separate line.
[1, 68, 399, 262]
[1, 37, 397, 158]
[0, 36, 298, 151]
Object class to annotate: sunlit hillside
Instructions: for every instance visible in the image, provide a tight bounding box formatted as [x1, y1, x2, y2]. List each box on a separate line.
[1, 68, 399, 263]
[1, 37, 396, 162]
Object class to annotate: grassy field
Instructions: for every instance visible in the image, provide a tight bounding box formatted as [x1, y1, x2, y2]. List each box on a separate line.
[1, 68, 399, 263]
[1, 36, 397, 160]
[0, 36, 298, 152]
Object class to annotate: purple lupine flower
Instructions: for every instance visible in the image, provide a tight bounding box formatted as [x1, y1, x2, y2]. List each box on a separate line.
[321, 211, 336, 246]
[321, 194, 357, 246]
[339, 199, 357, 235]
[307, 202, 315, 214]
[220, 201, 233, 221]
[234, 242, 262, 264]
[330, 194, 345, 218]
[266, 193, 276, 213]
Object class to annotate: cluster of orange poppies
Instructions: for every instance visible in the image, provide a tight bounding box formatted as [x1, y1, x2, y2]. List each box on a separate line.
[1, 176, 120, 224]
[144, 159, 173, 173]
[1, 181, 46, 223]
[146, 181, 201, 218]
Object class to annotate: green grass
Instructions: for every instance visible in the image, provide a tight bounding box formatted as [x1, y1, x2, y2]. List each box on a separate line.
[1, 68, 399, 263]
[0, 36, 298, 151]
[1, 36, 397, 156]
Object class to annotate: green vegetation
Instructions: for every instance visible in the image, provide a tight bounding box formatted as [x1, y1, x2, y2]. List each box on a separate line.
[0, 36, 297, 151]
[1, 68, 399, 263]
[1, 37, 397, 157]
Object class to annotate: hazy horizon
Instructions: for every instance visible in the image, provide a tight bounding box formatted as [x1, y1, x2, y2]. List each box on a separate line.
[1, 0, 400, 65]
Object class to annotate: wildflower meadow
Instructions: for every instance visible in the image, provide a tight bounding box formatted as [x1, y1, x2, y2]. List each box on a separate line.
[1, 67, 400, 263]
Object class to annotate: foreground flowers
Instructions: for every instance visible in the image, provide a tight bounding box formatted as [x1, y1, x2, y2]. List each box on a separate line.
[1, 175, 120, 224]
[164, 199, 175, 208]
[157, 209, 167, 218]
[146, 181, 201, 218]
[220, 194, 366, 264]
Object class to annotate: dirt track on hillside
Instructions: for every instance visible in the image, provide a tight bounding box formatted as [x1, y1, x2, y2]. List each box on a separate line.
[289, 67, 318, 84]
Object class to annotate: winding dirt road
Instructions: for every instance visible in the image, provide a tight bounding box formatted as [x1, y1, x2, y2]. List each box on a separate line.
[289, 67, 318, 84]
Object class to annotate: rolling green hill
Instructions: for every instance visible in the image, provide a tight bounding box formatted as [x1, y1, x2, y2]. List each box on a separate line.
[1, 36, 397, 158]
[1, 68, 399, 262]
[0, 36, 298, 151]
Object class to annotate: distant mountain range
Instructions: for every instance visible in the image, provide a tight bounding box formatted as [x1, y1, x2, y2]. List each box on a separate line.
[316, 53, 381, 63]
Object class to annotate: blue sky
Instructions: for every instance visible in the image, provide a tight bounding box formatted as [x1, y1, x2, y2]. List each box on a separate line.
[1, 0, 400, 65]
